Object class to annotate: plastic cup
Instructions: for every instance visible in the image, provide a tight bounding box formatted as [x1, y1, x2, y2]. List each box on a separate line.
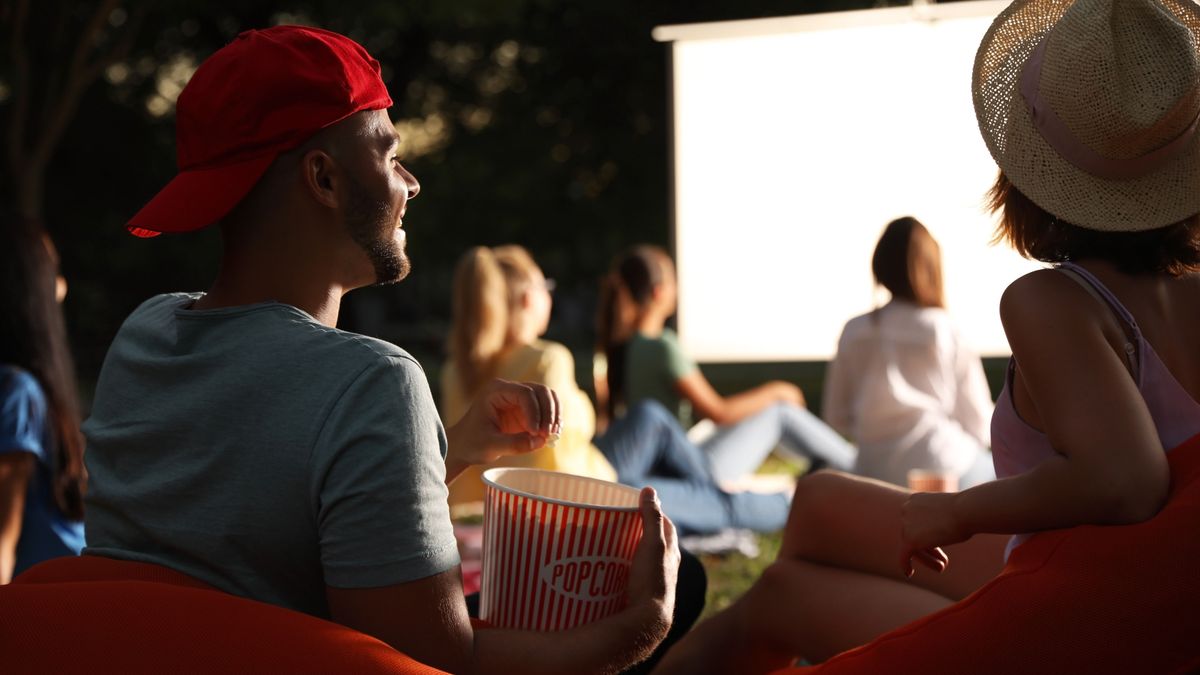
[480, 468, 643, 631]
[907, 469, 959, 493]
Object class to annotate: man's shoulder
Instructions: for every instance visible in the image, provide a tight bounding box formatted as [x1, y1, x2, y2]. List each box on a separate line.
[307, 325, 422, 372]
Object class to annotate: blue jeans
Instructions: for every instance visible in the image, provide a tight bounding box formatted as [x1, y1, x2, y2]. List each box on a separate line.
[594, 400, 789, 535]
[701, 402, 858, 484]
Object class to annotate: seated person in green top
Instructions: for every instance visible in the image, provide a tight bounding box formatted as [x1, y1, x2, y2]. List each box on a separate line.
[81, 27, 679, 675]
[596, 245, 856, 485]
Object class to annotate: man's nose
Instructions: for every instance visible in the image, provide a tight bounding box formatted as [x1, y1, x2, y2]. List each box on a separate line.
[401, 166, 420, 200]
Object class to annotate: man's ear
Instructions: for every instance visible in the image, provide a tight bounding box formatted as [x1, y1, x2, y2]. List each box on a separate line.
[299, 149, 340, 209]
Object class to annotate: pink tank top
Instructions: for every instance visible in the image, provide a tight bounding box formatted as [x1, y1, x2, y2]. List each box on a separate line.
[991, 263, 1200, 558]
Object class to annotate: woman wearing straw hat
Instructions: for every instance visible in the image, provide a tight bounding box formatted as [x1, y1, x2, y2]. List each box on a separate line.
[654, 0, 1200, 670]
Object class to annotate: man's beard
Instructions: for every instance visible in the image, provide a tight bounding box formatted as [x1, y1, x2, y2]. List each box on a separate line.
[344, 175, 410, 285]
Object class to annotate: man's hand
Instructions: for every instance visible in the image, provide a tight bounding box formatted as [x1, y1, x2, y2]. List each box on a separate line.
[899, 490, 963, 578]
[444, 379, 561, 482]
[625, 487, 680, 650]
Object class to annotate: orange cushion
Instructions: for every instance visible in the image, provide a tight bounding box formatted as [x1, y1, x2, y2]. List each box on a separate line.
[775, 432, 1200, 674]
[0, 555, 450, 674]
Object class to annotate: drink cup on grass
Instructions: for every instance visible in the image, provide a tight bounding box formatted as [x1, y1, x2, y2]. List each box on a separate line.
[907, 469, 959, 493]
[480, 468, 643, 631]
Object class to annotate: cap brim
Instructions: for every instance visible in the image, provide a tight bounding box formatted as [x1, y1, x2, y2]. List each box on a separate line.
[127, 153, 278, 238]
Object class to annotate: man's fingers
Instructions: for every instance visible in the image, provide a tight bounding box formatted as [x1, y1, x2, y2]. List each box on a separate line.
[549, 388, 562, 434]
[639, 486, 666, 544]
[662, 510, 678, 551]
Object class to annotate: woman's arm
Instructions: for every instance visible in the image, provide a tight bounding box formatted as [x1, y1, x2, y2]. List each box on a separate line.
[900, 271, 1169, 571]
[676, 372, 803, 427]
[0, 452, 34, 584]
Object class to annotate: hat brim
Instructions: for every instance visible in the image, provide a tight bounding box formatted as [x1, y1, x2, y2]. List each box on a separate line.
[126, 152, 278, 238]
[972, 0, 1200, 232]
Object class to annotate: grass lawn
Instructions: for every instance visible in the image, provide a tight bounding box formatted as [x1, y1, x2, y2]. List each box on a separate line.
[696, 454, 801, 619]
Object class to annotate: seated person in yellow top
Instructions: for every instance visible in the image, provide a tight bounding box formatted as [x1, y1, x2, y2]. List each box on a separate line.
[443, 246, 790, 534]
[442, 246, 614, 504]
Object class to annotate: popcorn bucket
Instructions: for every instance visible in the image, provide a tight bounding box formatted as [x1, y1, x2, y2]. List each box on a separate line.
[480, 468, 643, 631]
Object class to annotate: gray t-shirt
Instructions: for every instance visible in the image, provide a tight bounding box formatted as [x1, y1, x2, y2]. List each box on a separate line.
[82, 293, 459, 618]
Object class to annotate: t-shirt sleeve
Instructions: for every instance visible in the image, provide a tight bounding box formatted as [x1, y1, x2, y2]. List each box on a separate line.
[310, 355, 460, 589]
[661, 330, 698, 381]
[0, 369, 48, 461]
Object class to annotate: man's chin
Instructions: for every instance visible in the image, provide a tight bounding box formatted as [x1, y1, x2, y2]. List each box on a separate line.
[372, 253, 411, 286]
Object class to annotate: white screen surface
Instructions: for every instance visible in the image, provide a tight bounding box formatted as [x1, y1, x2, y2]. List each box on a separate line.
[656, 2, 1042, 362]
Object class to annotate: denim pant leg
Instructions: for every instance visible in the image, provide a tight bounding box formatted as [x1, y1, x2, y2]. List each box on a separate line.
[594, 400, 715, 483]
[776, 402, 857, 472]
[594, 401, 788, 534]
[702, 402, 857, 483]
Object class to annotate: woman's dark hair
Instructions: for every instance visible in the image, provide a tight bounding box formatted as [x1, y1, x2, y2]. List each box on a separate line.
[987, 172, 1200, 276]
[595, 245, 670, 419]
[0, 217, 86, 520]
[872, 216, 945, 309]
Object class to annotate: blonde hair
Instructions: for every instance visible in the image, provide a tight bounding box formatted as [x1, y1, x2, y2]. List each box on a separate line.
[448, 245, 542, 396]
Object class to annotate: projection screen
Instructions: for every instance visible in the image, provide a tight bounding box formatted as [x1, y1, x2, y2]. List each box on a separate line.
[654, 1, 1040, 362]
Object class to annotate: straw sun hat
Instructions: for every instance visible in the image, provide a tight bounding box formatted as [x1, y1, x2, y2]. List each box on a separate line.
[973, 0, 1200, 232]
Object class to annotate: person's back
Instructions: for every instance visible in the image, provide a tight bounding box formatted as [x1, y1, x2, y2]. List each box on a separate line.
[624, 329, 694, 426]
[823, 218, 993, 488]
[84, 294, 453, 617]
[826, 302, 991, 485]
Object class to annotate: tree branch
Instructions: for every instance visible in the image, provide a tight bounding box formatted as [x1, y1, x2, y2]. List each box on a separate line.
[30, 0, 138, 173]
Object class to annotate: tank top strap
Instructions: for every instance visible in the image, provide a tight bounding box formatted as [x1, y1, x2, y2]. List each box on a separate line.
[1056, 262, 1142, 336]
[1056, 262, 1141, 374]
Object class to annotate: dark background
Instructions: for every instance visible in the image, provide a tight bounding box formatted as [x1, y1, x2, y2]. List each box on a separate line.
[1, 0, 982, 409]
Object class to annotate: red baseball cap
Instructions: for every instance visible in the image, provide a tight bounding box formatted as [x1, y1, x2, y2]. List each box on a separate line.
[127, 26, 393, 238]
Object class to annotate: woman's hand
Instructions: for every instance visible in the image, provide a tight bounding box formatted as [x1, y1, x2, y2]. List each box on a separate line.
[444, 379, 561, 482]
[899, 491, 964, 578]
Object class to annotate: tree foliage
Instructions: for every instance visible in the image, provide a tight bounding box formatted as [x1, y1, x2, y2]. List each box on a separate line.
[0, 0, 897, 393]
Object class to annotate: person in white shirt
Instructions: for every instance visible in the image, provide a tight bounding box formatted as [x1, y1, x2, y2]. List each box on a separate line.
[822, 217, 995, 489]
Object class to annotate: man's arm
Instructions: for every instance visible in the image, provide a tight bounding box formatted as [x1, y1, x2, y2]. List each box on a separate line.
[326, 487, 679, 674]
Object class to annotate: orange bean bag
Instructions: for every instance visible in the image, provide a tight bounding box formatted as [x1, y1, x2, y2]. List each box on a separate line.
[0, 555, 451, 674]
[777, 432, 1200, 674]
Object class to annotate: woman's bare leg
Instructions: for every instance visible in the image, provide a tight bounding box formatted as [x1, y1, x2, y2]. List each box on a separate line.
[656, 471, 1009, 673]
[781, 470, 1007, 600]
[654, 558, 952, 674]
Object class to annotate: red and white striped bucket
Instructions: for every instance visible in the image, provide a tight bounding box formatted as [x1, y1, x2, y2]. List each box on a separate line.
[480, 468, 643, 631]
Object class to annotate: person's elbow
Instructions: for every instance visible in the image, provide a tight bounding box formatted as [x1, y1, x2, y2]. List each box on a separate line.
[1095, 456, 1170, 525]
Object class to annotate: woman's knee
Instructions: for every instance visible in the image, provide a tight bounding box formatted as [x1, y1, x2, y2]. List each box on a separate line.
[782, 470, 859, 556]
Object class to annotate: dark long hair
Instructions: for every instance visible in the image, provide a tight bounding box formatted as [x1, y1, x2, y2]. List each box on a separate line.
[872, 216, 945, 309]
[0, 217, 86, 520]
[595, 245, 670, 419]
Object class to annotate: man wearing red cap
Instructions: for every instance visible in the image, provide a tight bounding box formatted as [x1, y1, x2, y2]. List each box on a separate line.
[81, 26, 678, 673]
